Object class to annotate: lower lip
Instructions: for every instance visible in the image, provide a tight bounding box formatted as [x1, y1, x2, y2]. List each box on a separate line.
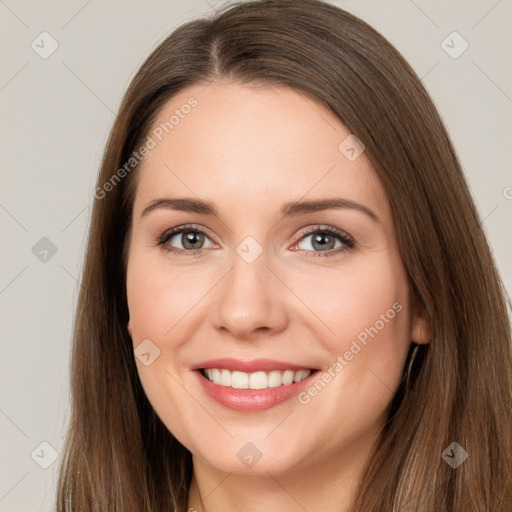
[195, 370, 316, 411]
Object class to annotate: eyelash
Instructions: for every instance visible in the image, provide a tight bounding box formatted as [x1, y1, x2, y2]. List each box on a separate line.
[155, 223, 355, 258]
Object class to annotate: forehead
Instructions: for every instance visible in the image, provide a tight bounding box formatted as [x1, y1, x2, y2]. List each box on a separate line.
[133, 81, 390, 221]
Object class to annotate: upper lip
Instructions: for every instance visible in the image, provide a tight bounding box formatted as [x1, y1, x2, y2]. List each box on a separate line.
[191, 358, 316, 373]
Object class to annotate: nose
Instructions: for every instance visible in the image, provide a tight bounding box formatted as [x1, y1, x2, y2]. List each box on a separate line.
[211, 249, 288, 341]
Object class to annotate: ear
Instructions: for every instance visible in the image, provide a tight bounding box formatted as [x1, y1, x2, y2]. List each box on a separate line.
[127, 319, 132, 337]
[411, 300, 430, 344]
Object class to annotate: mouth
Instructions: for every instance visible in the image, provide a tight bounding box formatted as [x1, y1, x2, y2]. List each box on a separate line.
[192, 358, 319, 411]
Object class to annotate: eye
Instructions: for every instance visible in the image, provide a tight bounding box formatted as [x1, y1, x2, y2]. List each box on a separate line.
[156, 224, 216, 255]
[292, 226, 354, 257]
[156, 224, 354, 258]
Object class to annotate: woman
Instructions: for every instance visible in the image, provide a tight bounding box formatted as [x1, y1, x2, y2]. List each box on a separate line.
[56, 0, 512, 510]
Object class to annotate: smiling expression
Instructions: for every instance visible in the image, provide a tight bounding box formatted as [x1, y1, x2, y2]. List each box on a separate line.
[125, 80, 428, 476]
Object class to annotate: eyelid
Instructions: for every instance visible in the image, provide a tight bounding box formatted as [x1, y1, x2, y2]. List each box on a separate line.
[294, 224, 353, 243]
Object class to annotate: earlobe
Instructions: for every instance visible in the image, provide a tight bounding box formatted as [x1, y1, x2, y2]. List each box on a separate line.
[411, 302, 430, 344]
[127, 320, 132, 337]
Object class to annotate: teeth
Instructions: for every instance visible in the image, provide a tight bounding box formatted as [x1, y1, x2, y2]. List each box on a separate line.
[220, 369, 231, 386]
[268, 370, 283, 388]
[203, 368, 311, 389]
[232, 371, 249, 389]
[249, 371, 267, 389]
[282, 370, 294, 385]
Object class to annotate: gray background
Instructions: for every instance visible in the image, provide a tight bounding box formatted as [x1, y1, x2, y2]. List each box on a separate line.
[1, 0, 511, 510]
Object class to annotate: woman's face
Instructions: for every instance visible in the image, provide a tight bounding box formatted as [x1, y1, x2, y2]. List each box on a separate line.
[126, 81, 427, 477]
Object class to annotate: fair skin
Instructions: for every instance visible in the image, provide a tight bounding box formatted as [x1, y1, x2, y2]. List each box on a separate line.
[126, 81, 429, 512]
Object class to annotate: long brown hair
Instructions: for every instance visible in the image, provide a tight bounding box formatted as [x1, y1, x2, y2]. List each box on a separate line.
[56, 1, 512, 510]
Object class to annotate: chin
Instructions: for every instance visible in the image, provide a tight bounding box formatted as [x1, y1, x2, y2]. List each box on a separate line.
[187, 434, 311, 476]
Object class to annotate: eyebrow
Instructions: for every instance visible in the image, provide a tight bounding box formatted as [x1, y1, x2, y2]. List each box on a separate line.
[140, 197, 379, 222]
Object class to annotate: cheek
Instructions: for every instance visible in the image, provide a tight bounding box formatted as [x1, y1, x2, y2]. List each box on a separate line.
[126, 251, 208, 342]
[126, 252, 207, 443]
[289, 260, 411, 449]
[298, 256, 408, 332]
[294, 256, 411, 385]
